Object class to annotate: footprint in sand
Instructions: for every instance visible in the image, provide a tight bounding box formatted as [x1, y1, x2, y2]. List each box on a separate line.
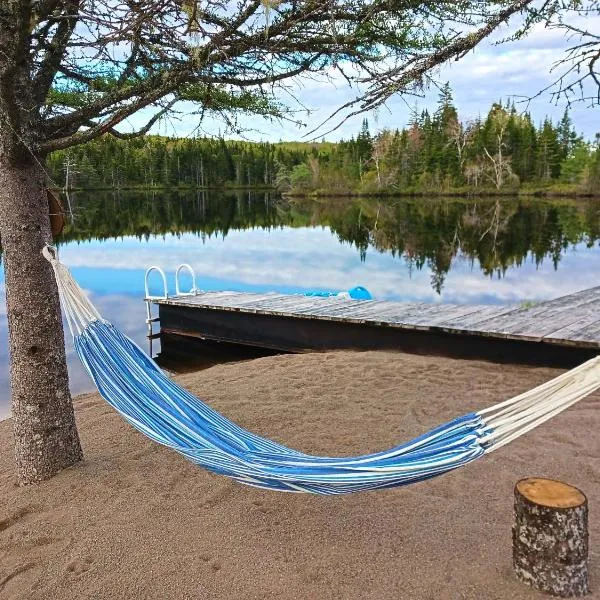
[251, 499, 269, 513]
[201, 482, 235, 508]
[64, 556, 94, 575]
[298, 567, 320, 584]
[0, 506, 36, 534]
[77, 399, 98, 410]
[0, 563, 35, 593]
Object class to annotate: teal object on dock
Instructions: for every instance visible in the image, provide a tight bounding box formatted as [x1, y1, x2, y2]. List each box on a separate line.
[305, 286, 372, 300]
[348, 286, 372, 300]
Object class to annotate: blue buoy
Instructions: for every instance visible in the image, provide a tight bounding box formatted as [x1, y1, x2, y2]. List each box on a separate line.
[348, 286, 372, 300]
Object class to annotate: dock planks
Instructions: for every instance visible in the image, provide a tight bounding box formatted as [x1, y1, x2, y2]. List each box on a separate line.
[154, 286, 600, 364]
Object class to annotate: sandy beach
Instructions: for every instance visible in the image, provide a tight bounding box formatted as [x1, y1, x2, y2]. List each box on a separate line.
[1, 350, 599, 600]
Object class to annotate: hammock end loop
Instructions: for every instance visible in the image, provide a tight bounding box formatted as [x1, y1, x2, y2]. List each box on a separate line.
[42, 244, 58, 263]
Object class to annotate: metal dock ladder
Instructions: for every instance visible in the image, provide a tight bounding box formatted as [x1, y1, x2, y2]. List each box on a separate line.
[144, 264, 197, 356]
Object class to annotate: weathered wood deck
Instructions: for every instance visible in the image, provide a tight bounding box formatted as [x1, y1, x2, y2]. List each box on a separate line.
[153, 286, 600, 366]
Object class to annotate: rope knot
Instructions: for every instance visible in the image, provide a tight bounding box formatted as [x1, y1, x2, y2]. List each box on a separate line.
[42, 245, 58, 263]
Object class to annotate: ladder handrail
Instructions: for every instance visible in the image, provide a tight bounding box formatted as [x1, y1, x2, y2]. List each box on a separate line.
[144, 266, 168, 300]
[175, 263, 197, 296]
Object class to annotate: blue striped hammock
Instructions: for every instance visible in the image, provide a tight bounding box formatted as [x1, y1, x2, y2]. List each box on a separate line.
[44, 247, 600, 495]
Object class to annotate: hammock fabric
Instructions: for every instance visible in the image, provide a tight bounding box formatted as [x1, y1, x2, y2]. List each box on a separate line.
[44, 246, 600, 495]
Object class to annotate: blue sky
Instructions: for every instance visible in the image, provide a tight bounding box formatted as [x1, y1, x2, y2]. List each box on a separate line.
[130, 13, 600, 142]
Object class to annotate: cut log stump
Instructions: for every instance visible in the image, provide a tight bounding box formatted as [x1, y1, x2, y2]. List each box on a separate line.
[513, 478, 589, 597]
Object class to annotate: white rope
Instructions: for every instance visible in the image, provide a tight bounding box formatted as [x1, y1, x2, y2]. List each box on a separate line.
[478, 356, 600, 451]
[43, 245, 103, 337]
[477, 358, 599, 416]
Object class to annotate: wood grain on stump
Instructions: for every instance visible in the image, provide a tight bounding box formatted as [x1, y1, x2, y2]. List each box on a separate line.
[513, 478, 589, 597]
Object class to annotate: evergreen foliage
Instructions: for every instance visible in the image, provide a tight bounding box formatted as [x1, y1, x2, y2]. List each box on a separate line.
[47, 90, 599, 195]
[47, 136, 310, 189]
[284, 91, 598, 195]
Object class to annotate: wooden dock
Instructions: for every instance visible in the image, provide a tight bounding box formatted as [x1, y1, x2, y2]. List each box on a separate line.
[153, 287, 600, 367]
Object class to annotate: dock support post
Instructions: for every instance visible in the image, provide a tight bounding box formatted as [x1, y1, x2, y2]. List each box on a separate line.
[513, 477, 589, 597]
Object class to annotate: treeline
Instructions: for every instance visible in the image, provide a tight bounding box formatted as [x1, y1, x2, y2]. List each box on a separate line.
[281, 85, 600, 196]
[47, 136, 310, 189]
[46, 86, 600, 196]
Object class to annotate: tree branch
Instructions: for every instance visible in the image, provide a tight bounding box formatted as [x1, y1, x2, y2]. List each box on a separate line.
[86, 98, 177, 140]
[34, 0, 81, 105]
[3, 0, 546, 156]
[308, 0, 536, 137]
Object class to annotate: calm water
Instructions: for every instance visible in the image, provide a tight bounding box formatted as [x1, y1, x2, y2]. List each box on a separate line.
[1, 190, 600, 418]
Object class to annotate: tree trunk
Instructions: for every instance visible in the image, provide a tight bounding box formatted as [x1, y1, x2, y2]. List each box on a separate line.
[513, 478, 589, 597]
[0, 157, 83, 485]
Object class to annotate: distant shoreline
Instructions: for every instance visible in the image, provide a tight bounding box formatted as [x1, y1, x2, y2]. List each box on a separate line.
[283, 189, 600, 200]
[50, 185, 600, 199]
[50, 184, 274, 192]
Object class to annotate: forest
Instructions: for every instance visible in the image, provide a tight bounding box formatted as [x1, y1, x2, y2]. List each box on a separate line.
[47, 136, 310, 190]
[47, 86, 600, 196]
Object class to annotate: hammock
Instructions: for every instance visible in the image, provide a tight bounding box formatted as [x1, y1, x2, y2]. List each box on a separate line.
[43, 246, 600, 495]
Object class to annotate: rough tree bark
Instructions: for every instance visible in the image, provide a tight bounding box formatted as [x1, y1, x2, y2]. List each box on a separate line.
[0, 155, 82, 484]
[513, 477, 589, 597]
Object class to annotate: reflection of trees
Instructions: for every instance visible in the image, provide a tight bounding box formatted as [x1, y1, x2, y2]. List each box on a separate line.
[3, 190, 596, 294]
[294, 196, 600, 293]
[56, 190, 289, 242]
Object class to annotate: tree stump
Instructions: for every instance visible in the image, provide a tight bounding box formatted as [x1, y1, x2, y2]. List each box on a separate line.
[513, 478, 589, 597]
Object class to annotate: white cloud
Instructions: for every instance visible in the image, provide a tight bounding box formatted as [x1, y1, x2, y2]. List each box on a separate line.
[127, 13, 600, 141]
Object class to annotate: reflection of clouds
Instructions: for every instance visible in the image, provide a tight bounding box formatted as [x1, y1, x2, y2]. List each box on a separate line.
[441, 250, 596, 304]
[57, 229, 600, 305]
[2, 227, 600, 419]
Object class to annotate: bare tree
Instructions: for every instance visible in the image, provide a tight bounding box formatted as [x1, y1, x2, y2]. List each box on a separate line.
[371, 130, 396, 188]
[0, 0, 535, 484]
[464, 161, 485, 188]
[482, 107, 514, 189]
[483, 148, 516, 189]
[446, 119, 474, 172]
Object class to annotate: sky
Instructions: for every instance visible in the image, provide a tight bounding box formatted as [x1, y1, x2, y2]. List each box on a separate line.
[131, 12, 600, 143]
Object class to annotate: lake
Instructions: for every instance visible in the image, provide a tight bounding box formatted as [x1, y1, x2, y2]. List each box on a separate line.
[1, 190, 600, 419]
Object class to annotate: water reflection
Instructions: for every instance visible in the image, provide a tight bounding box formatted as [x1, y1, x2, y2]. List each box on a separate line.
[57, 190, 600, 294]
[0, 290, 150, 420]
[1, 190, 599, 419]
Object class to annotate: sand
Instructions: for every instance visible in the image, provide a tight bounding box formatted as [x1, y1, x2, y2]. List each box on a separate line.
[0, 350, 599, 600]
